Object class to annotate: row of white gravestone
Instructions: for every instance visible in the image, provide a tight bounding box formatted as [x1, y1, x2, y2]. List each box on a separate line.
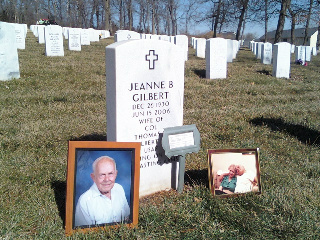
[250, 41, 291, 78]
[30, 25, 110, 43]
[29, 25, 111, 56]
[250, 41, 318, 78]
[114, 30, 189, 61]
[294, 45, 316, 64]
[191, 37, 240, 62]
[0, 21, 20, 81]
[189, 37, 241, 80]
[250, 42, 273, 65]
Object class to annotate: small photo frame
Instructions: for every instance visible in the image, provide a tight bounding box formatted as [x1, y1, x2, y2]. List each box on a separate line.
[65, 141, 140, 235]
[208, 148, 261, 198]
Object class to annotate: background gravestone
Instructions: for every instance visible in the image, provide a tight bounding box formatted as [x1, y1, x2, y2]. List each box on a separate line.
[195, 38, 206, 58]
[68, 28, 81, 51]
[80, 29, 90, 45]
[261, 42, 272, 64]
[0, 22, 20, 81]
[106, 39, 185, 197]
[115, 30, 141, 42]
[45, 25, 64, 57]
[206, 38, 227, 79]
[89, 28, 100, 42]
[295, 46, 306, 64]
[227, 39, 234, 62]
[272, 42, 291, 79]
[63, 27, 69, 39]
[305, 46, 312, 62]
[256, 42, 263, 59]
[37, 25, 45, 44]
[12, 23, 26, 50]
[175, 35, 188, 61]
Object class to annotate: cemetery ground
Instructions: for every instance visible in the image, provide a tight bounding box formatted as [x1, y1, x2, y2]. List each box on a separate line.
[0, 31, 319, 239]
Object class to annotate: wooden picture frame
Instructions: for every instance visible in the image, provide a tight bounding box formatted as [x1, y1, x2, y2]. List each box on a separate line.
[208, 148, 261, 198]
[65, 141, 140, 235]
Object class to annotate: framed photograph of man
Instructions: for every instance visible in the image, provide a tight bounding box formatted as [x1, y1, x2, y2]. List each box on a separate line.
[65, 141, 140, 235]
[208, 148, 261, 198]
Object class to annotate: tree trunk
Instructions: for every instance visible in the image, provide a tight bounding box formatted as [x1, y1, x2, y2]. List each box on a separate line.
[235, 0, 249, 40]
[274, 0, 291, 44]
[127, 0, 133, 30]
[289, 10, 296, 44]
[105, 0, 110, 30]
[303, 0, 313, 45]
[264, 0, 268, 42]
[213, 0, 222, 38]
[119, 0, 123, 29]
[151, 0, 155, 34]
[168, 0, 176, 35]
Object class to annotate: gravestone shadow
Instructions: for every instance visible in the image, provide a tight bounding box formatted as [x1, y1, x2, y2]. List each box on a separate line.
[249, 117, 320, 148]
[185, 169, 209, 188]
[51, 180, 66, 227]
[193, 69, 206, 78]
[257, 69, 271, 75]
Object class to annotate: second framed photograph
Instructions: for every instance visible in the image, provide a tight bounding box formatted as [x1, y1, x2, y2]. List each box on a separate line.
[65, 141, 140, 235]
[208, 148, 261, 198]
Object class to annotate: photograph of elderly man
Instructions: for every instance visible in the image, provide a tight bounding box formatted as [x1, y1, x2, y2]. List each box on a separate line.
[74, 156, 130, 227]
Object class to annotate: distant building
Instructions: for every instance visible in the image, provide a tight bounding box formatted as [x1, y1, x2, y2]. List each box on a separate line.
[259, 27, 318, 47]
[217, 32, 236, 40]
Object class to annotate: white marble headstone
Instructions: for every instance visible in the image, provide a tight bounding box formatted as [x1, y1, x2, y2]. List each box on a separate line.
[291, 44, 295, 53]
[206, 38, 227, 79]
[115, 30, 141, 42]
[227, 39, 233, 62]
[261, 42, 272, 64]
[63, 27, 70, 39]
[101, 30, 110, 38]
[37, 25, 45, 44]
[89, 28, 100, 42]
[272, 42, 291, 78]
[232, 40, 239, 59]
[305, 46, 312, 62]
[150, 35, 160, 40]
[256, 42, 263, 59]
[160, 35, 170, 42]
[195, 38, 206, 58]
[45, 25, 64, 56]
[174, 35, 188, 61]
[253, 42, 258, 55]
[80, 29, 90, 45]
[295, 46, 306, 64]
[312, 47, 317, 56]
[68, 28, 81, 51]
[106, 39, 185, 197]
[0, 22, 20, 80]
[12, 23, 26, 49]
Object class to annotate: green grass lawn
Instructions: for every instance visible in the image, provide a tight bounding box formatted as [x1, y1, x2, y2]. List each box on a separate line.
[0, 31, 319, 239]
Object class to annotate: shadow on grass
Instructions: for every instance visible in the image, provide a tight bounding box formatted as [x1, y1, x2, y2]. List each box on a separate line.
[70, 133, 107, 141]
[193, 69, 206, 78]
[250, 117, 320, 147]
[257, 69, 271, 75]
[51, 180, 66, 228]
[185, 169, 209, 188]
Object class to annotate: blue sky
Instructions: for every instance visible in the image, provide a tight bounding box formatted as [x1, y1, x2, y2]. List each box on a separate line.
[177, 0, 318, 38]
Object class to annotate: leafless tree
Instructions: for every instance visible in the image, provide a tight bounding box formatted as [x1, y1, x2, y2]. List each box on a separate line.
[235, 0, 249, 40]
[274, 0, 291, 43]
[303, 0, 313, 45]
[105, 0, 111, 30]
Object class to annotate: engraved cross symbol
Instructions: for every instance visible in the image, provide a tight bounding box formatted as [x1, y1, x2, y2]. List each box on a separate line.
[145, 50, 158, 70]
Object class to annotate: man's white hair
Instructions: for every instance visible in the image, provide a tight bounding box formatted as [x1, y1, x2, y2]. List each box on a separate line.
[92, 156, 117, 173]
